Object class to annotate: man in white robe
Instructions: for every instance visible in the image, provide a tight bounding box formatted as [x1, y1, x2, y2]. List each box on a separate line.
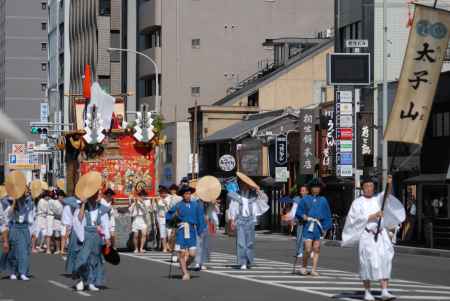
[342, 176, 405, 301]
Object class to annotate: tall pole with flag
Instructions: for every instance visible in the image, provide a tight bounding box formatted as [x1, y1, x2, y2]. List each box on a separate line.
[377, 2, 450, 240]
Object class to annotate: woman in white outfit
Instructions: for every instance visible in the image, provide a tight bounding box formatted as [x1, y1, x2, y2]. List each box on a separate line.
[34, 191, 49, 252]
[342, 176, 405, 301]
[156, 186, 171, 252]
[47, 192, 64, 254]
[129, 189, 150, 253]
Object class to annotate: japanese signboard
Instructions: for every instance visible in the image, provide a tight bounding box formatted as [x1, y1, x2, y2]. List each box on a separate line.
[338, 128, 353, 140]
[385, 4, 450, 144]
[275, 167, 289, 183]
[336, 90, 354, 177]
[275, 134, 288, 165]
[218, 154, 236, 172]
[299, 109, 316, 174]
[320, 108, 335, 176]
[357, 112, 374, 168]
[40, 103, 49, 122]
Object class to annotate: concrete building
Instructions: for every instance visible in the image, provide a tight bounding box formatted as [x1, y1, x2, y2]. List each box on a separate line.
[137, 0, 334, 122]
[0, 0, 48, 178]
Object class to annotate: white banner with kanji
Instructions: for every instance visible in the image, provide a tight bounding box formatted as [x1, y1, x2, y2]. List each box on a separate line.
[385, 4, 450, 144]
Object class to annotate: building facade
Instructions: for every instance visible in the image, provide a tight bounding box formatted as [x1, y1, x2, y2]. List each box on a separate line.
[137, 0, 334, 122]
[0, 0, 49, 178]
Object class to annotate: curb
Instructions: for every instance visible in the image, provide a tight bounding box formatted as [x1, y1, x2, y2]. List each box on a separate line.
[323, 240, 450, 259]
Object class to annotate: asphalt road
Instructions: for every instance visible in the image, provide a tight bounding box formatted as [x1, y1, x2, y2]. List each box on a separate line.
[1, 233, 450, 301]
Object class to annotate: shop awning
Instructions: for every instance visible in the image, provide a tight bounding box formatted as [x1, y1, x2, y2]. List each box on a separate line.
[403, 174, 447, 184]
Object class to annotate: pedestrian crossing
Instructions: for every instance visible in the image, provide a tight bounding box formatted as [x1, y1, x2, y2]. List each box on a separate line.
[123, 251, 450, 300]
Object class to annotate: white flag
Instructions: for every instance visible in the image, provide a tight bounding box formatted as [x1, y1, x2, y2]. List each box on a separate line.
[88, 82, 115, 131]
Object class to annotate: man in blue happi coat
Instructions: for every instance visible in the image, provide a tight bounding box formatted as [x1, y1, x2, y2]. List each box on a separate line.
[166, 185, 205, 280]
[295, 178, 331, 276]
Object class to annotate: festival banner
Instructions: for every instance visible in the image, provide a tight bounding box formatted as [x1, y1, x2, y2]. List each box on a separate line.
[385, 4, 450, 144]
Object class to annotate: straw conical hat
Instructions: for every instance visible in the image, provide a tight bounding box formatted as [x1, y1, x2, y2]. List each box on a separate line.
[41, 181, 49, 191]
[75, 171, 103, 200]
[0, 185, 7, 198]
[196, 176, 221, 203]
[56, 179, 65, 191]
[5, 171, 27, 199]
[30, 180, 43, 199]
[236, 171, 259, 190]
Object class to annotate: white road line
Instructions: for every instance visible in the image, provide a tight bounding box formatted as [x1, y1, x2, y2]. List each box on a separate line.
[270, 281, 450, 290]
[122, 252, 450, 301]
[48, 280, 91, 297]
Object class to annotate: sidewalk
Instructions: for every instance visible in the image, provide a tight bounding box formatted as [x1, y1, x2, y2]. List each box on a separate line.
[219, 230, 450, 259]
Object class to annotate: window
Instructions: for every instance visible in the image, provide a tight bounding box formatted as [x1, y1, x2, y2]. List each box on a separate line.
[41, 42, 47, 51]
[165, 143, 173, 163]
[41, 63, 47, 71]
[142, 28, 161, 49]
[110, 31, 121, 62]
[432, 112, 450, 137]
[191, 86, 200, 96]
[99, 0, 111, 16]
[248, 91, 259, 107]
[41, 2, 47, 10]
[141, 75, 161, 97]
[41, 83, 47, 92]
[191, 39, 200, 49]
[41, 22, 47, 31]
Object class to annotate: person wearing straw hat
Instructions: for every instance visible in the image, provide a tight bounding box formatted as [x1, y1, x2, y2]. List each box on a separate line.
[29, 180, 44, 254]
[228, 172, 269, 270]
[33, 183, 49, 253]
[0, 171, 35, 281]
[193, 176, 221, 271]
[61, 192, 82, 274]
[72, 171, 111, 292]
[295, 178, 331, 277]
[342, 175, 405, 301]
[100, 188, 118, 248]
[166, 185, 206, 280]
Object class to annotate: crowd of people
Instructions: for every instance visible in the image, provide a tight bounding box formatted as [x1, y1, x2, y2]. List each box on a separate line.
[0, 169, 406, 301]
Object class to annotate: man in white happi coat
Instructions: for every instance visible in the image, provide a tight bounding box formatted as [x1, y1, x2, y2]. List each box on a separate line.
[342, 176, 405, 301]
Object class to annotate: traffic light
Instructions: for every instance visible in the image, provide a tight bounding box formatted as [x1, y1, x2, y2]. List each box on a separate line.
[31, 127, 48, 135]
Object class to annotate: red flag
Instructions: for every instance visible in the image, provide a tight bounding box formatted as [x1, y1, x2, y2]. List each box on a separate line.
[83, 64, 92, 100]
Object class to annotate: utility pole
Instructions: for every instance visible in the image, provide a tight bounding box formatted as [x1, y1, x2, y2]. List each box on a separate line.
[192, 99, 198, 180]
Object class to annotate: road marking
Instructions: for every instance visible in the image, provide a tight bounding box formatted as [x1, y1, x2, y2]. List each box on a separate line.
[48, 280, 91, 297]
[123, 251, 450, 300]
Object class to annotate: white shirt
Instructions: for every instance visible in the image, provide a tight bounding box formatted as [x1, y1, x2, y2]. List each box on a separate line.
[72, 207, 110, 242]
[228, 191, 269, 222]
[410, 203, 417, 216]
[129, 199, 151, 217]
[36, 198, 49, 218]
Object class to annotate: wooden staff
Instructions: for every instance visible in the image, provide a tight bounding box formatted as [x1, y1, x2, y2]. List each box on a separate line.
[374, 176, 392, 242]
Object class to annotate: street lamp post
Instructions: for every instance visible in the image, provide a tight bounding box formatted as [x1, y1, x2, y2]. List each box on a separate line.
[107, 47, 162, 190]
